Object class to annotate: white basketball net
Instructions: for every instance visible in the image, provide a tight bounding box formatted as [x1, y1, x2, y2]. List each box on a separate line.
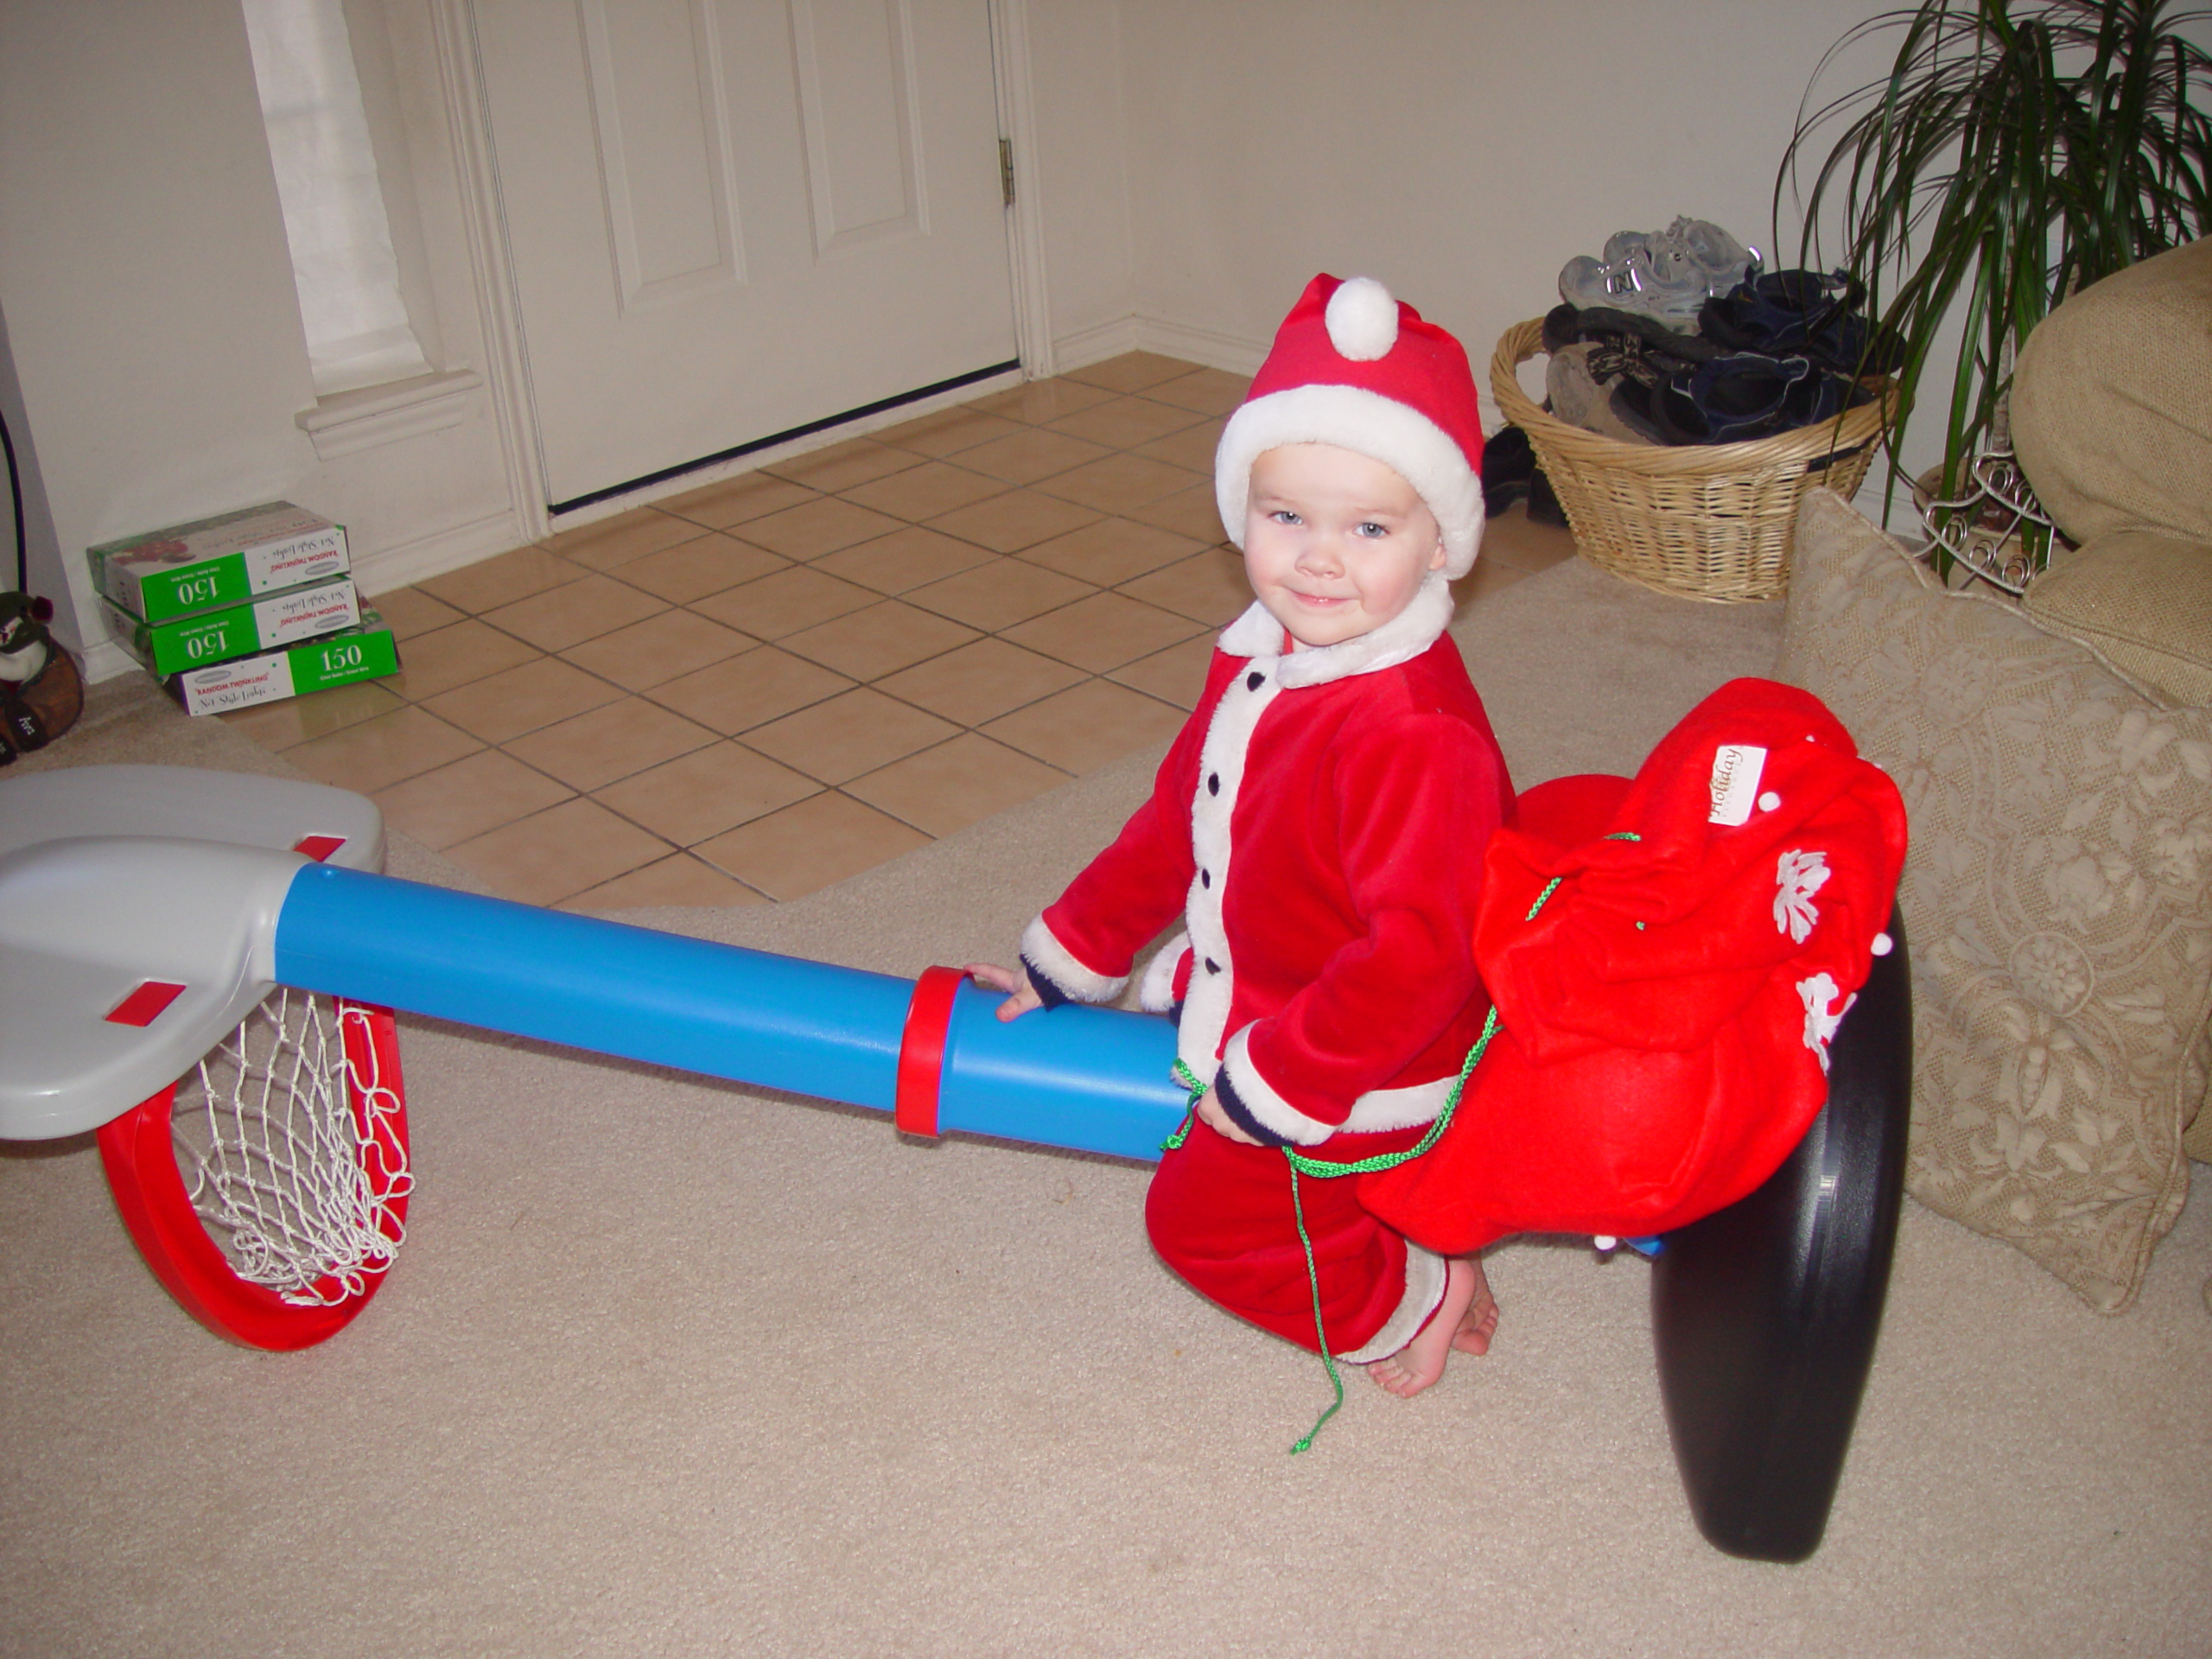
[171, 989, 409, 1304]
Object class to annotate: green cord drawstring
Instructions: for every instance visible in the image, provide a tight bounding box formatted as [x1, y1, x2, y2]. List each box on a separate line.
[1285, 1162, 1341, 1452]
[1160, 1058, 1208, 1152]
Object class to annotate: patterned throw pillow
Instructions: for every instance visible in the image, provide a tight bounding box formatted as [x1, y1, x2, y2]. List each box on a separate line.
[1780, 490, 2212, 1312]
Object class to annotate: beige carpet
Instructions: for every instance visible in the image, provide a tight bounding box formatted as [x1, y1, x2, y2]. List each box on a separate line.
[3, 556, 2207, 1658]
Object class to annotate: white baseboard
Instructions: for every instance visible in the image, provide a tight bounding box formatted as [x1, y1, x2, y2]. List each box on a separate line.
[1052, 312, 1269, 381]
[1046, 315, 1143, 376]
[78, 639, 140, 685]
[1059, 311, 1519, 438]
[352, 507, 529, 597]
[1131, 315, 1269, 378]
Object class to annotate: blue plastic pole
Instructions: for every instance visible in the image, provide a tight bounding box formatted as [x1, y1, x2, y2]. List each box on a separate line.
[934, 977, 1184, 1162]
[273, 862, 1187, 1162]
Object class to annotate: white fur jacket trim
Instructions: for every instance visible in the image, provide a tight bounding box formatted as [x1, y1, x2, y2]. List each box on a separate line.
[1216, 570, 1454, 689]
[1219, 1024, 1462, 1145]
[1020, 913, 1129, 1005]
[1138, 932, 1190, 1014]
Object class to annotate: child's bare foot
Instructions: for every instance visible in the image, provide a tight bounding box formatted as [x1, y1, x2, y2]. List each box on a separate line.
[1451, 1255, 1500, 1357]
[1365, 1255, 1497, 1398]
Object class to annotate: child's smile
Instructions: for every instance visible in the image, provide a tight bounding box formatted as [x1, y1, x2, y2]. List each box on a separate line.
[1242, 443, 1447, 650]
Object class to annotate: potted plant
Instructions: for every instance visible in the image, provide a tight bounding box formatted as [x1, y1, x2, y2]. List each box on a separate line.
[1778, 0, 2211, 582]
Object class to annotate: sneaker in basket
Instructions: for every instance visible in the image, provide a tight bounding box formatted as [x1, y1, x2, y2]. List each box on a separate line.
[1613, 217, 1757, 296]
[1560, 218, 1757, 327]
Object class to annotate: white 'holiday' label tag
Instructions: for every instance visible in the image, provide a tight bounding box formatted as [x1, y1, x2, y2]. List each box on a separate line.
[1708, 744, 1768, 825]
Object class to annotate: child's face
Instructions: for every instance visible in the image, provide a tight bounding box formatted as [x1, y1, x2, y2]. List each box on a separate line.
[1242, 443, 1446, 650]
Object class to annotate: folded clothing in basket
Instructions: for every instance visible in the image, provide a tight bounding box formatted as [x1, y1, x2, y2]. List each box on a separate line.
[1541, 265, 1891, 448]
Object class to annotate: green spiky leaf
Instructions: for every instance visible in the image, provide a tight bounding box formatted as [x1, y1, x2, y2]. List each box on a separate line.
[1779, 0, 2212, 569]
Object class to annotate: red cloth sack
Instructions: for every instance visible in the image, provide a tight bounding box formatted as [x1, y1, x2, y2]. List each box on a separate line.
[1361, 677, 1909, 1254]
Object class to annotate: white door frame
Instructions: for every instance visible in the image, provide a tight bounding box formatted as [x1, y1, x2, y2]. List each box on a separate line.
[985, 0, 1053, 378]
[424, 0, 1052, 543]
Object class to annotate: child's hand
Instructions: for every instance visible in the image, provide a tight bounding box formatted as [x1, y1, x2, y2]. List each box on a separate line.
[963, 962, 1043, 1022]
[1196, 1089, 1262, 1146]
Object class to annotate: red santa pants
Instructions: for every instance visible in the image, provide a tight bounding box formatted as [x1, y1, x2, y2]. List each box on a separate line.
[1144, 1116, 1441, 1358]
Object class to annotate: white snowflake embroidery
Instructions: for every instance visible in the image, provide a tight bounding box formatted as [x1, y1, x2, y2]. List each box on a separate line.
[1775, 849, 1832, 943]
[1798, 972, 1856, 1073]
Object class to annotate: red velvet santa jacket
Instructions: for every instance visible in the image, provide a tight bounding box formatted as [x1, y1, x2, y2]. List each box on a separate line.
[1020, 574, 1514, 1150]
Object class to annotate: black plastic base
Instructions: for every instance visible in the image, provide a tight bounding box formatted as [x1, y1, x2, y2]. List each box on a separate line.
[1649, 911, 1912, 1562]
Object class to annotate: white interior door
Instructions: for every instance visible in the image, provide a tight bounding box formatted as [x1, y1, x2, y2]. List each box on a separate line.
[472, 0, 1020, 510]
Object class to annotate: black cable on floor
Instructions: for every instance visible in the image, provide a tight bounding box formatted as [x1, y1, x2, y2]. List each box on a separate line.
[0, 408, 23, 595]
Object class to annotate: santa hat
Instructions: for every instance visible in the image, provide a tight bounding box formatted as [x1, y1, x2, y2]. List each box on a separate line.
[1215, 274, 1487, 578]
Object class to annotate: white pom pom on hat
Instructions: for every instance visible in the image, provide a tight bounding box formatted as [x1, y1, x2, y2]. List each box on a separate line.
[1215, 274, 1489, 578]
[1324, 276, 1401, 360]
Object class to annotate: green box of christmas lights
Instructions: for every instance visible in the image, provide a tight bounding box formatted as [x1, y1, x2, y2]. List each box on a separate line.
[155, 608, 400, 715]
[87, 502, 348, 624]
[101, 577, 361, 677]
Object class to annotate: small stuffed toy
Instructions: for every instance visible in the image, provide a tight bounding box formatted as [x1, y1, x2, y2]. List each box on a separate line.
[0, 591, 84, 763]
[0, 590, 54, 683]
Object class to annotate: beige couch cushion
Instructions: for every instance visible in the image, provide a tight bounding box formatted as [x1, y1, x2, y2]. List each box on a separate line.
[2024, 530, 2212, 708]
[1780, 490, 2212, 1311]
[2010, 236, 2212, 549]
[2027, 532, 2212, 1166]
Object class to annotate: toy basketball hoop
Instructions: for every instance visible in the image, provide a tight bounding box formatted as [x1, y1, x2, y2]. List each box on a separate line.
[98, 990, 409, 1350]
[0, 766, 411, 1349]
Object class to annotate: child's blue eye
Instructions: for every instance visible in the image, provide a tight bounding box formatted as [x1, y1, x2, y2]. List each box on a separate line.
[1271, 510, 1302, 525]
[1357, 521, 1389, 537]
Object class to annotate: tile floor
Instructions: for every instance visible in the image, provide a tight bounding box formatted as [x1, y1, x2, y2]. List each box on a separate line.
[223, 353, 1576, 911]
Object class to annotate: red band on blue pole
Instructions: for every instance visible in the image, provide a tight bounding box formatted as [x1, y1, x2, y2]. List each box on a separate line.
[894, 966, 964, 1137]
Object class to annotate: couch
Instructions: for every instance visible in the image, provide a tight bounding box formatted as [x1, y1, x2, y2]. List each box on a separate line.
[1777, 236, 2212, 1313]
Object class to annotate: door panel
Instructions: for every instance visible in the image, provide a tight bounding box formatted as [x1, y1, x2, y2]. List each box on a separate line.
[791, 0, 924, 254]
[474, 0, 1019, 508]
[579, 0, 746, 306]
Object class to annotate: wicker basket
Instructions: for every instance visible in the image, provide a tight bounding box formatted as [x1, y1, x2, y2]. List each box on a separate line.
[1488, 318, 1897, 602]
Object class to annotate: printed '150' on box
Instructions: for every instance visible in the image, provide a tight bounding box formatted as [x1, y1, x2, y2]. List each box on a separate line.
[102, 578, 360, 677]
[162, 610, 400, 715]
[87, 501, 348, 624]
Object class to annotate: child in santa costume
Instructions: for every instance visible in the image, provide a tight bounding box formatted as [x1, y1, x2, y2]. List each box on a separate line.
[969, 272, 1511, 1397]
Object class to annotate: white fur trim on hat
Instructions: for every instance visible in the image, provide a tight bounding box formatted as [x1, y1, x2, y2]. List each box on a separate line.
[1215, 385, 1484, 578]
[1325, 276, 1400, 361]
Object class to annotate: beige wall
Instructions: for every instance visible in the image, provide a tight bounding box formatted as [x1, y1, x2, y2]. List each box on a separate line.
[0, 0, 518, 672]
[1098, 0, 1891, 418]
[1074, 0, 2209, 476]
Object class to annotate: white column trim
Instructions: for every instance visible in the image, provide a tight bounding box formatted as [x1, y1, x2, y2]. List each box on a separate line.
[988, 0, 1053, 378]
[429, 0, 550, 547]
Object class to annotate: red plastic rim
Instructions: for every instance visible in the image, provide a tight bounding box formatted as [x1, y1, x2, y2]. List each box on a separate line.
[96, 997, 410, 1351]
